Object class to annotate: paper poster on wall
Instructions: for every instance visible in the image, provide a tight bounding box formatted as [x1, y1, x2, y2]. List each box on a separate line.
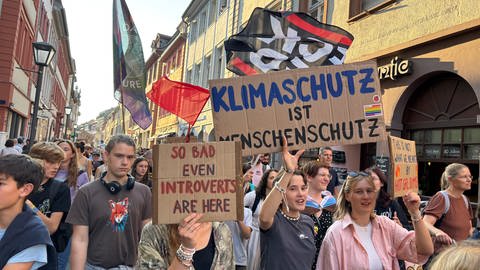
[388, 135, 418, 197]
[152, 141, 243, 224]
[209, 60, 387, 156]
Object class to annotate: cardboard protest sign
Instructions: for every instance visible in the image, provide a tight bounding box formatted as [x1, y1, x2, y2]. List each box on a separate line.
[388, 135, 418, 197]
[152, 141, 243, 224]
[209, 60, 387, 156]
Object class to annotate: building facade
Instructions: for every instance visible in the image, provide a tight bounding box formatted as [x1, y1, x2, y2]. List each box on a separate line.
[323, 0, 480, 202]
[0, 0, 76, 146]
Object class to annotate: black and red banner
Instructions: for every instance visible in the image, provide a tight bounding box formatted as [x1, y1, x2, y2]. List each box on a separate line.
[225, 8, 354, 76]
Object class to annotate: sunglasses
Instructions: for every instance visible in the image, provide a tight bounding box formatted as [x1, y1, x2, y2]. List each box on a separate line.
[347, 171, 369, 178]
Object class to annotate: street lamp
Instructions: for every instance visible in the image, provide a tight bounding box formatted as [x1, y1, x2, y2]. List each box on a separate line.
[29, 42, 56, 143]
[64, 106, 72, 138]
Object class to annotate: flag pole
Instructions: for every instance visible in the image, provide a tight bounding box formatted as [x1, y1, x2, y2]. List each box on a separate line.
[120, 90, 127, 134]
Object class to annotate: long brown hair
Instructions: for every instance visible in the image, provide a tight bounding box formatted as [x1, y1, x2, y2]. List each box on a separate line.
[56, 140, 80, 188]
[167, 224, 180, 264]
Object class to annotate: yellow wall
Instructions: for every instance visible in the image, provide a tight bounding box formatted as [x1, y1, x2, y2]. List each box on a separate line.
[331, 0, 480, 61]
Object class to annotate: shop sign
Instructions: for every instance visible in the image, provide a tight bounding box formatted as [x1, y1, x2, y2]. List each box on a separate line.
[378, 57, 412, 80]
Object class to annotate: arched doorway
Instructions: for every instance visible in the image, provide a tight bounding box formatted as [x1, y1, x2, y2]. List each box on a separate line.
[401, 72, 479, 201]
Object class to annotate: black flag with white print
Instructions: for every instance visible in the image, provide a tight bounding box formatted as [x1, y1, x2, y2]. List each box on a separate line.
[225, 8, 354, 76]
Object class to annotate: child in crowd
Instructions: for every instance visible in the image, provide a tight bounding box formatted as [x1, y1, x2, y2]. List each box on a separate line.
[0, 155, 56, 269]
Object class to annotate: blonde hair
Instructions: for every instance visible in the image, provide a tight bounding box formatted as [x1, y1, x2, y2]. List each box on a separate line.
[334, 173, 376, 221]
[430, 240, 480, 270]
[441, 163, 468, 190]
[29, 142, 65, 163]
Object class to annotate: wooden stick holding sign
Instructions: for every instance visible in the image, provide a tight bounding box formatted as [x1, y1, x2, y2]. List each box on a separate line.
[152, 141, 243, 224]
[388, 135, 418, 197]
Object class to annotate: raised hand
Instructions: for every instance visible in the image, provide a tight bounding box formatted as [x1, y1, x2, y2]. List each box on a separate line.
[281, 136, 304, 172]
[402, 192, 421, 215]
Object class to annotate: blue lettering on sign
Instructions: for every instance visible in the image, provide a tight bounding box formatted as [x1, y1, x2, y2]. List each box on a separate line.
[211, 68, 377, 113]
[281, 79, 296, 104]
[297, 76, 311, 102]
[249, 83, 267, 109]
[212, 86, 229, 112]
[359, 68, 375, 93]
[268, 82, 284, 106]
[310, 74, 327, 100]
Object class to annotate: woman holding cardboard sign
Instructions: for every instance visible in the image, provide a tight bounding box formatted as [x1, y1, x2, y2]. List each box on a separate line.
[258, 137, 316, 270]
[316, 171, 433, 270]
[137, 213, 234, 269]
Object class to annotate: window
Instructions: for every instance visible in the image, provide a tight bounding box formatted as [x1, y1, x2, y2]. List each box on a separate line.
[349, 0, 395, 20]
[198, 9, 207, 35]
[186, 68, 192, 84]
[190, 20, 198, 41]
[202, 55, 211, 88]
[308, 0, 325, 23]
[219, 0, 227, 15]
[209, 0, 217, 25]
[193, 63, 201, 86]
[176, 47, 183, 67]
[214, 46, 224, 79]
[409, 127, 480, 161]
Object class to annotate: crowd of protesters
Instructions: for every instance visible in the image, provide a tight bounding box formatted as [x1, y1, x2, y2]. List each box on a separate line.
[0, 134, 479, 270]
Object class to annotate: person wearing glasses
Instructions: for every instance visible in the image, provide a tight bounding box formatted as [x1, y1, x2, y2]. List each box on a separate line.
[316, 171, 433, 270]
[303, 160, 336, 270]
[318, 147, 341, 197]
[423, 163, 473, 253]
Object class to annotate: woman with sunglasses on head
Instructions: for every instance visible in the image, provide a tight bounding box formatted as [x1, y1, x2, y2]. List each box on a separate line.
[316, 171, 433, 270]
[302, 160, 336, 270]
[423, 163, 473, 253]
[259, 137, 315, 270]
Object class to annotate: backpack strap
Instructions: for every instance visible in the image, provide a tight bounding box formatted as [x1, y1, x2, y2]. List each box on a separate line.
[439, 190, 450, 214]
[251, 194, 262, 214]
[461, 194, 469, 209]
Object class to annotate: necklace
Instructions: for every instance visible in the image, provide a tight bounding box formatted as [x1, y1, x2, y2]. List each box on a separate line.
[279, 209, 300, 221]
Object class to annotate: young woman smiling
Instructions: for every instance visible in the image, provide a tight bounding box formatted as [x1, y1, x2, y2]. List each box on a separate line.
[259, 137, 315, 270]
[316, 172, 433, 270]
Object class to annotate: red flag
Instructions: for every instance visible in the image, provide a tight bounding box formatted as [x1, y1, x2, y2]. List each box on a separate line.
[147, 76, 210, 126]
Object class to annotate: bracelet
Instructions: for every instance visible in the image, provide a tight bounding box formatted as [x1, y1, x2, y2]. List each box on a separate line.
[176, 245, 195, 263]
[273, 181, 286, 193]
[175, 253, 193, 269]
[179, 244, 196, 254]
[411, 214, 422, 223]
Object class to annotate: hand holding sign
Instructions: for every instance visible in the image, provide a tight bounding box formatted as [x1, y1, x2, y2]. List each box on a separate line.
[178, 213, 205, 249]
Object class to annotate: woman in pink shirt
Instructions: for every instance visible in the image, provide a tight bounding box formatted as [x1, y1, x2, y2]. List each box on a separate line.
[316, 172, 433, 270]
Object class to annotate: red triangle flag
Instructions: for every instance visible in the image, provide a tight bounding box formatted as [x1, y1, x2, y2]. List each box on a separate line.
[147, 76, 210, 126]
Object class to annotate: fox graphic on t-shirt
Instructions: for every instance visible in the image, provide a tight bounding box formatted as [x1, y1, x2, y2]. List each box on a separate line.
[108, 198, 129, 232]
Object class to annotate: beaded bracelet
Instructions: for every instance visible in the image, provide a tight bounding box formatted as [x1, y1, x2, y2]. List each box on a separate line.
[411, 214, 422, 223]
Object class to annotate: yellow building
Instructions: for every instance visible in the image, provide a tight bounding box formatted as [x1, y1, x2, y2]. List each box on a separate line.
[181, 0, 289, 140]
[316, 0, 480, 201]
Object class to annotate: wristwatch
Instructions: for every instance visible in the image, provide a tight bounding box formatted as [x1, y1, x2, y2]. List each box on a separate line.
[285, 168, 294, 173]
